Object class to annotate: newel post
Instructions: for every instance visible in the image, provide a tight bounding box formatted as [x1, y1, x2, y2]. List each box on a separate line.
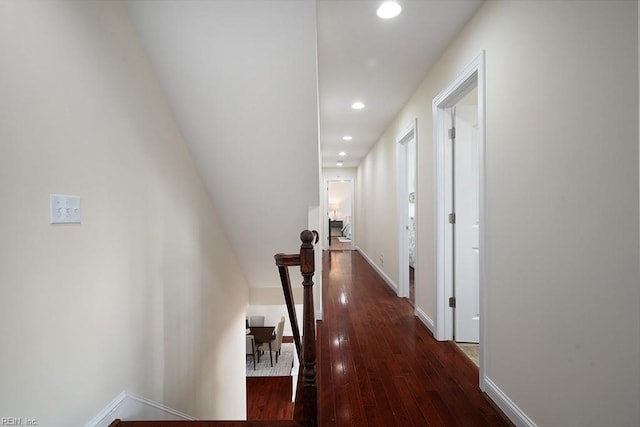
[299, 230, 317, 427]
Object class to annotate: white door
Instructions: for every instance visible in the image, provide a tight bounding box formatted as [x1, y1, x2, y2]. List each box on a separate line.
[453, 93, 480, 343]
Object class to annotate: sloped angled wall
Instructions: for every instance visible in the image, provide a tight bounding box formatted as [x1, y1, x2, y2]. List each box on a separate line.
[0, 1, 248, 424]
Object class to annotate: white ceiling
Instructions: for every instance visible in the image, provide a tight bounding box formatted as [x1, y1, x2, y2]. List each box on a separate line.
[317, 0, 483, 168]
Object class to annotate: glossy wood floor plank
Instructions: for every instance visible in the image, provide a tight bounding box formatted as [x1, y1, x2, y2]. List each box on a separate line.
[246, 376, 293, 420]
[318, 250, 512, 426]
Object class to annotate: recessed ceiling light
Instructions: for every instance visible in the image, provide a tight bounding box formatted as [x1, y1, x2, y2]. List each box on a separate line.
[339, 151, 347, 156]
[336, 161, 344, 166]
[351, 101, 365, 110]
[342, 136, 352, 141]
[377, 1, 402, 19]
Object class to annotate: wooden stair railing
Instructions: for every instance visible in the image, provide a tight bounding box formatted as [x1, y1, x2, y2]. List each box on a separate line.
[274, 230, 318, 427]
[109, 230, 318, 427]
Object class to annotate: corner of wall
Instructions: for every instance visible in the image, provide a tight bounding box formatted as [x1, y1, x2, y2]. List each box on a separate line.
[86, 392, 196, 427]
[354, 246, 399, 295]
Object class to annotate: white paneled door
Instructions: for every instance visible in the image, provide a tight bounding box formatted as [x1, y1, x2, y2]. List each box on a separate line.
[453, 97, 479, 343]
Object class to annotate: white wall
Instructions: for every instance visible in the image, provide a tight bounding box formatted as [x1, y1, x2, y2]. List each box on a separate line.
[356, 127, 401, 286]
[0, 1, 248, 424]
[323, 167, 357, 182]
[328, 182, 351, 221]
[126, 0, 321, 293]
[355, 1, 640, 425]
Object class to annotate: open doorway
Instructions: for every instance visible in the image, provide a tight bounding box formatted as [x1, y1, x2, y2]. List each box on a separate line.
[327, 180, 353, 250]
[451, 88, 480, 365]
[397, 120, 417, 304]
[433, 51, 486, 388]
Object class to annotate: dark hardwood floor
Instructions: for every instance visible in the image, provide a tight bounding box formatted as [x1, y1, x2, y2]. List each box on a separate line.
[246, 377, 293, 420]
[328, 236, 352, 251]
[248, 249, 512, 426]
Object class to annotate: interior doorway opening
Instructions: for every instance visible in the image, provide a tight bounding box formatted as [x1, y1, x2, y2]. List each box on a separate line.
[433, 51, 486, 389]
[452, 88, 479, 345]
[327, 180, 353, 251]
[397, 119, 417, 304]
[451, 89, 480, 367]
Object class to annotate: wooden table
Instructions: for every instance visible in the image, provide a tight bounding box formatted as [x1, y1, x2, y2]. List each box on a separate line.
[249, 326, 275, 366]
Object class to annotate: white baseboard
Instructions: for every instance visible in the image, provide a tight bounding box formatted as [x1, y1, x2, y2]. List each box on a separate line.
[483, 377, 536, 427]
[415, 307, 435, 335]
[86, 391, 127, 427]
[86, 391, 195, 427]
[354, 246, 399, 294]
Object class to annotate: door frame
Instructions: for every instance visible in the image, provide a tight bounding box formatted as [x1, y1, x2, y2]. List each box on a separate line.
[324, 177, 354, 250]
[396, 119, 417, 299]
[433, 51, 486, 389]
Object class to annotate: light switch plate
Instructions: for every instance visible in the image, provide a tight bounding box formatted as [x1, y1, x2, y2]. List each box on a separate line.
[50, 194, 81, 224]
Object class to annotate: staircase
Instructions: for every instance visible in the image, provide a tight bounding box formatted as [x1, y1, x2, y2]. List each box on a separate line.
[109, 230, 318, 427]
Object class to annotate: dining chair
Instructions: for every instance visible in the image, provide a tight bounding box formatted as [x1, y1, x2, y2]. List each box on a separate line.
[258, 316, 285, 365]
[249, 315, 265, 327]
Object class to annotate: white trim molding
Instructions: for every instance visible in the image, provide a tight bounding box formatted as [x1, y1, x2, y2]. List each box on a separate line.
[355, 246, 399, 294]
[86, 391, 196, 427]
[415, 307, 435, 335]
[433, 51, 488, 389]
[484, 377, 537, 427]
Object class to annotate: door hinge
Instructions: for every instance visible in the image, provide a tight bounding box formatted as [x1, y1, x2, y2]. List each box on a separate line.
[448, 213, 456, 224]
[448, 127, 456, 139]
[449, 296, 456, 308]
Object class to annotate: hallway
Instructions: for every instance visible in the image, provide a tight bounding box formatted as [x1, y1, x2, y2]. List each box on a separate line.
[318, 250, 511, 426]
